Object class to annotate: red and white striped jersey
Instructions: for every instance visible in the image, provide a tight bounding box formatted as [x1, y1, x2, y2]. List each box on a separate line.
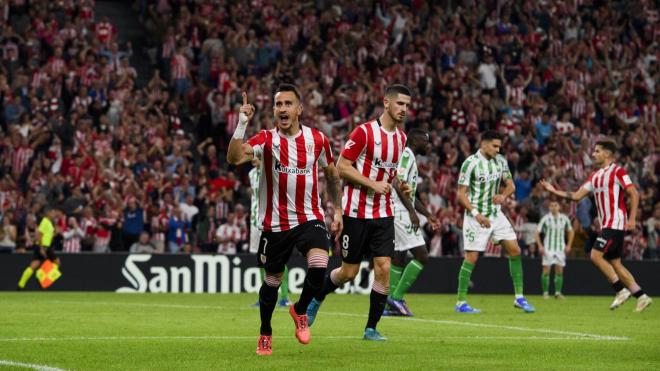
[170, 54, 188, 80]
[12, 146, 33, 175]
[640, 103, 658, 125]
[62, 226, 84, 253]
[340, 120, 407, 219]
[506, 85, 525, 107]
[247, 125, 334, 232]
[581, 163, 634, 230]
[215, 223, 241, 254]
[47, 56, 66, 75]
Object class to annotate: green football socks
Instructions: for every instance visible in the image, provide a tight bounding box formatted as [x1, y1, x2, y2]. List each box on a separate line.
[555, 274, 563, 294]
[457, 260, 475, 302]
[390, 265, 403, 293]
[391, 260, 424, 301]
[509, 256, 524, 297]
[541, 273, 550, 294]
[279, 266, 289, 301]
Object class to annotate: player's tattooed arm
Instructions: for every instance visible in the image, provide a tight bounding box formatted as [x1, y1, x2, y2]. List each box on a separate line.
[324, 164, 342, 210]
[323, 164, 344, 241]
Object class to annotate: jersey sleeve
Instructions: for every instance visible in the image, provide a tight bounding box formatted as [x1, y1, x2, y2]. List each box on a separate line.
[397, 149, 413, 182]
[536, 215, 547, 232]
[564, 215, 573, 230]
[246, 130, 268, 159]
[340, 126, 367, 161]
[458, 157, 476, 187]
[615, 167, 634, 189]
[580, 172, 595, 192]
[497, 154, 512, 180]
[318, 132, 335, 168]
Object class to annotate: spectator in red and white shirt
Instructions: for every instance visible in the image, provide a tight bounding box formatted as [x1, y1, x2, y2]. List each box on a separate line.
[215, 212, 241, 254]
[12, 136, 34, 179]
[62, 216, 85, 253]
[170, 45, 190, 99]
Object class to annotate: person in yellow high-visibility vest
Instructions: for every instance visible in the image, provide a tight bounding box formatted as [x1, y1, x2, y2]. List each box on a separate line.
[17, 206, 63, 289]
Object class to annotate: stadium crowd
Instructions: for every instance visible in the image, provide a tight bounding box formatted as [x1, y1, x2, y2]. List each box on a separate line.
[0, 0, 658, 260]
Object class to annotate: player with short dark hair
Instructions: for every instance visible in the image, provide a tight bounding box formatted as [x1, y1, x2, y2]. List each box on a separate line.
[535, 200, 574, 299]
[306, 84, 416, 341]
[541, 140, 652, 312]
[227, 84, 343, 355]
[17, 206, 63, 289]
[455, 130, 535, 313]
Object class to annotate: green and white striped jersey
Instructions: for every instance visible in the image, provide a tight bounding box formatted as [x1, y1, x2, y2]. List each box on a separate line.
[394, 147, 418, 209]
[457, 151, 512, 218]
[537, 213, 572, 252]
[249, 167, 260, 227]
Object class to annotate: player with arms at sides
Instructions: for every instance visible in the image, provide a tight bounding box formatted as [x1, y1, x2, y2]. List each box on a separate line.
[540, 140, 652, 312]
[227, 84, 343, 355]
[386, 128, 440, 316]
[455, 130, 535, 313]
[535, 200, 574, 299]
[306, 84, 417, 341]
[17, 206, 63, 289]
[248, 156, 291, 308]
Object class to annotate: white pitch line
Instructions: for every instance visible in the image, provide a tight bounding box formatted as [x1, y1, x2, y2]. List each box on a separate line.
[0, 335, 620, 342]
[322, 311, 630, 341]
[48, 300, 225, 310]
[38, 300, 630, 341]
[0, 359, 66, 371]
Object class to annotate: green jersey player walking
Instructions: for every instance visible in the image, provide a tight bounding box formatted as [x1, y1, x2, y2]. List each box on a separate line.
[387, 129, 440, 316]
[535, 200, 574, 299]
[455, 131, 535, 313]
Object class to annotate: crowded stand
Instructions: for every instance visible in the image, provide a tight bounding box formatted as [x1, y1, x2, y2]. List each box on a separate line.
[0, 0, 658, 261]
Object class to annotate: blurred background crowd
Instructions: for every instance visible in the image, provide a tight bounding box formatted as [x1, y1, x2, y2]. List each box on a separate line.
[0, 0, 658, 259]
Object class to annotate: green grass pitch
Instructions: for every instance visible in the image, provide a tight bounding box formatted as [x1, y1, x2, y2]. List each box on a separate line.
[0, 292, 658, 370]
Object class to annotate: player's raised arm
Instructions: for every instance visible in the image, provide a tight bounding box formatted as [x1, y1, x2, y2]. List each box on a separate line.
[539, 179, 590, 202]
[227, 91, 256, 165]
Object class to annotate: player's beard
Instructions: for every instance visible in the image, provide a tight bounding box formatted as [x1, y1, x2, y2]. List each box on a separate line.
[387, 107, 406, 125]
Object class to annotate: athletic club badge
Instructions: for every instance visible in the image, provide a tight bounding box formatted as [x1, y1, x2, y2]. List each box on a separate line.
[260, 254, 267, 264]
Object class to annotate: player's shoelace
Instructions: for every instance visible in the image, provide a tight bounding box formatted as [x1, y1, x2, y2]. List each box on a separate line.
[259, 336, 271, 350]
[296, 315, 308, 329]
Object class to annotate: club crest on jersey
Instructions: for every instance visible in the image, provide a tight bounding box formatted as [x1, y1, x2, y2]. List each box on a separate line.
[374, 158, 397, 169]
[306, 144, 314, 153]
[274, 160, 311, 175]
[260, 254, 267, 264]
